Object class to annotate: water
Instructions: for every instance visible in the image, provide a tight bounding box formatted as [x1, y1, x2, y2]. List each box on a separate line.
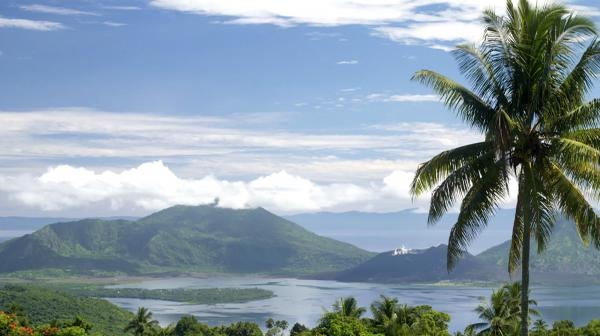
[105, 277, 600, 332]
[0, 230, 32, 243]
[1, 229, 598, 330]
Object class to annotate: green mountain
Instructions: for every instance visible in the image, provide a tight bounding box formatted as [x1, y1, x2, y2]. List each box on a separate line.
[0, 205, 374, 276]
[0, 285, 133, 336]
[329, 216, 600, 285]
[476, 216, 600, 284]
[324, 245, 506, 283]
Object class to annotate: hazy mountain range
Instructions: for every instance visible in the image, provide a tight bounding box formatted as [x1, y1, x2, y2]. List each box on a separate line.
[0, 206, 598, 285]
[0, 209, 516, 253]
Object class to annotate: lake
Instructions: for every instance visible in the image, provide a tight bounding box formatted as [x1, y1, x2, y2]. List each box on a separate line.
[105, 277, 600, 332]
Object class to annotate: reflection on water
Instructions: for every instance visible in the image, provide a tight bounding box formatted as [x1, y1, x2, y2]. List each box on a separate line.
[105, 277, 600, 332]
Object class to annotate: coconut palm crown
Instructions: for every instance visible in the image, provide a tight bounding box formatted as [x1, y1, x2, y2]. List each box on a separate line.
[332, 297, 367, 319]
[124, 307, 159, 336]
[410, 0, 600, 335]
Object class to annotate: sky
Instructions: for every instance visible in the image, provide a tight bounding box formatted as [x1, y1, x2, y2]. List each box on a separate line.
[1, 0, 600, 217]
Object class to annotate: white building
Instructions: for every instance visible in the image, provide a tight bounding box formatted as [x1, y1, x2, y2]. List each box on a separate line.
[392, 245, 412, 256]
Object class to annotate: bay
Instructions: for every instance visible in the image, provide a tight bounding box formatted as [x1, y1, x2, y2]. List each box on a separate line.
[105, 277, 600, 332]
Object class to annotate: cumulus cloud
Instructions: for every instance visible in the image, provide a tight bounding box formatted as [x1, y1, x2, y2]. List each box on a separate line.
[0, 108, 498, 214]
[0, 161, 382, 213]
[0, 160, 519, 215]
[0, 17, 65, 31]
[147, 0, 580, 49]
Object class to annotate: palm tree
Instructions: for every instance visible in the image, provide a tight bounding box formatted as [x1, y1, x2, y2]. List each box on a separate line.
[530, 319, 548, 336]
[370, 295, 399, 333]
[371, 295, 398, 325]
[410, 1, 600, 335]
[332, 297, 366, 319]
[124, 307, 159, 336]
[467, 287, 516, 336]
[467, 283, 537, 335]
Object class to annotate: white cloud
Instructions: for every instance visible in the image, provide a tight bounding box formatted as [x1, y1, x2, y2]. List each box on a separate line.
[570, 5, 600, 17]
[147, 0, 579, 49]
[0, 108, 479, 164]
[336, 60, 358, 65]
[102, 21, 127, 27]
[0, 17, 65, 31]
[367, 93, 439, 103]
[0, 108, 486, 214]
[382, 170, 417, 200]
[369, 122, 483, 152]
[20, 4, 98, 16]
[372, 22, 483, 49]
[149, 0, 415, 26]
[1, 160, 517, 215]
[0, 161, 384, 213]
[102, 6, 142, 11]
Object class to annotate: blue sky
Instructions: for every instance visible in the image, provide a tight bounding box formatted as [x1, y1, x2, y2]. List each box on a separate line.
[1, 0, 600, 216]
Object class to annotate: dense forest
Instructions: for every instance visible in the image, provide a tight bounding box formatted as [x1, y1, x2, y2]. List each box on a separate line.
[0, 283, 599, 336]
[0, 206, 373, 276]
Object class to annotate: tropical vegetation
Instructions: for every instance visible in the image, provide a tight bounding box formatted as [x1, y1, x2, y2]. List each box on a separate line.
[0, 205, 373, 276]
[466, 283, 538, 336]
[47, 285, 274, 305]
[124, 308, 159, 336]
[2, 282, 600, 336]
[410, 0, 600, 335]
[0, 285, 132, 336]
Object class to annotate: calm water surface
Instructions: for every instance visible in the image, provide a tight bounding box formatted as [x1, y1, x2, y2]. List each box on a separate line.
[106, 277, 600, 332]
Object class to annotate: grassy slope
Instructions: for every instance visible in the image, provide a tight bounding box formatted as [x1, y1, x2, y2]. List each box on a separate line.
[0, 205, 374, 276]
[476, 217, 600, 284]
[0, 285, 132, 336]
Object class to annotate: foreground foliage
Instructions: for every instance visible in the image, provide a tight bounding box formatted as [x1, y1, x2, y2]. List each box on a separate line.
[0, 285, 132, 336]
[1, 283, 599, 336]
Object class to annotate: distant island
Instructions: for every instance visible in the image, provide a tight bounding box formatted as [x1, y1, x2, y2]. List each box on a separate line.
[0, 205, 373, 277]
[0, 205, 598, 285]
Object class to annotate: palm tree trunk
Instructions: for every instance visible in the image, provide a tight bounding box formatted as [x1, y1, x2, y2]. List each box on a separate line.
[520, 222, 531, 336]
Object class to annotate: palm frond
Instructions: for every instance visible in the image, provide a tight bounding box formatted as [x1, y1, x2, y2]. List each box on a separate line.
[548, 98, 600, 132]
[548, 163, 600, 247]
[560, 128, 600, 150]
[553, 137, 600, 167]
[411, 71, 495, 132]
[427, 150, 495, 224]
[447, 159, 508, 270]
[411, 141, 491, 197]
[453, 44, 510, 109]
[554, 39, 600, 110]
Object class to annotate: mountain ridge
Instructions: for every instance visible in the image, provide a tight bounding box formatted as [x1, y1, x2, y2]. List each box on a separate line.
[326, 216, 600, 285]
[0, 205, 374, 276]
